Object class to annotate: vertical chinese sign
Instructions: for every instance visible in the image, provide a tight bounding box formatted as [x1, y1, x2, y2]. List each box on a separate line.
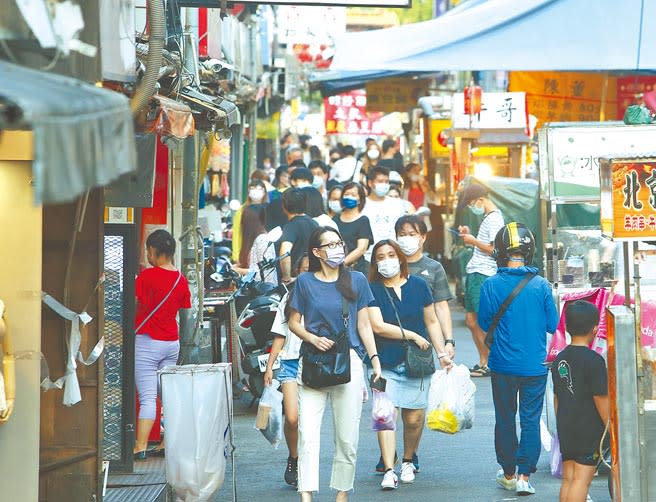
[600, 159, 656, 240]
[324, 90, 384, 135]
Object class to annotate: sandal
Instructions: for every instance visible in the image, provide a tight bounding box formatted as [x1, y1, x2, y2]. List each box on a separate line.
[470, 365, 491, 377]
[148, 447, 165, 458]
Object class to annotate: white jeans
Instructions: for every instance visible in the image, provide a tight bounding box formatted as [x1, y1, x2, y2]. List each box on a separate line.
[297, 349, 365, 493]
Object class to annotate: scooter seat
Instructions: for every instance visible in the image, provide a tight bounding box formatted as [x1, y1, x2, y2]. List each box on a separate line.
[248, 296, 277, 310]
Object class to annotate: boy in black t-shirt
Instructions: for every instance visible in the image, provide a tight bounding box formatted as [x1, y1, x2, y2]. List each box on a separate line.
[551, 300, 609, 502]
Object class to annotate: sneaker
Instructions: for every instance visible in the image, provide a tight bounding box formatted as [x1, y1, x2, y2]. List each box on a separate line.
[375, 452, 398, 474]
[284, 456, 298, 487]
[400, 462, 416, 484]
[516, 478, 535, 496]
[412, 452, 420, 473]
[496, 469, 517, 491]
[381, 469, 398, 490]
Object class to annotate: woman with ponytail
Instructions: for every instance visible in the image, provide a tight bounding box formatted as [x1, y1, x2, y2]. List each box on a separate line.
[133, 229, 191, 459]
[288, 226, 381, 502]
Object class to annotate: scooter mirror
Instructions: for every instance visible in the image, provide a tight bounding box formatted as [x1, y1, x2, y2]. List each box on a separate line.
[415, 206, 431, 217]
[266, 226, 283, 243]
[229, 199, 242, 211]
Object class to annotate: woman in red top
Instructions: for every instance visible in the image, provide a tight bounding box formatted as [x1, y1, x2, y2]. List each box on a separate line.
[404, 163, 430, 209]
[134, 229, 191, 459]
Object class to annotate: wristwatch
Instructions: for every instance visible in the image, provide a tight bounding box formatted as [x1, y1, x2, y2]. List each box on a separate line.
[445, 339, 455, 347]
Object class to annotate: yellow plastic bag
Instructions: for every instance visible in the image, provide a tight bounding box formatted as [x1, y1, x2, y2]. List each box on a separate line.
[427, 407, 459, 434]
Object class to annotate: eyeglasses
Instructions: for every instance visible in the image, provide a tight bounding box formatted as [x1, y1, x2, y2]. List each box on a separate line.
[316, 240, 344, 250]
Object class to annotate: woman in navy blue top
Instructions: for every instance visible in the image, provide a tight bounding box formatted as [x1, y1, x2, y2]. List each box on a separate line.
[367, 239, 453, 489]
[289, 226, 381, 501]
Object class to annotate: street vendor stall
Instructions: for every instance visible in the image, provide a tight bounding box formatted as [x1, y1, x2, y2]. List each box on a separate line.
[599, 157, 656, 501]
[538, 122, 656, 500]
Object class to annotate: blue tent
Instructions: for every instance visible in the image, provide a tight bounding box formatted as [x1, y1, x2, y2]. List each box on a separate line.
[331, 0, 656, 72]
[309, 69, 435, 96]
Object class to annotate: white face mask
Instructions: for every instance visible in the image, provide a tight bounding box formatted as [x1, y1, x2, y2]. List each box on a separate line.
[367, 149, 380, 160]
[377, 257, 400, 279]
[248, 188, 265, 202]
[328, 200, 342, 214]
[312, 175, 325, 190]
[397, 236, 420, 256]
[374, 183, 390, 197]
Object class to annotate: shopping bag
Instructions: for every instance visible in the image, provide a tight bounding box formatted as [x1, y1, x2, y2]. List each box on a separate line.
[550, 434, 563, 478]
[255, 379, 283, 448]
[426, 364, 475, 434]
[371, 390, 396, 432]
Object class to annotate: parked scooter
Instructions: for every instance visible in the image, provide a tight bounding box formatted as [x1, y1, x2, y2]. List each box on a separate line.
[222, 227, 288, 398]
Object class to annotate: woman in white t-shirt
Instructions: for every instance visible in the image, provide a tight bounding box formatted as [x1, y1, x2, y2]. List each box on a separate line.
[304, 187, 338, 230]
[264, 256, 308, 488]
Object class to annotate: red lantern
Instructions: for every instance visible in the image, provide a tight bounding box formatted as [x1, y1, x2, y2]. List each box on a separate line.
[437, 130, 448, 148]
[464, 85, 482, 115]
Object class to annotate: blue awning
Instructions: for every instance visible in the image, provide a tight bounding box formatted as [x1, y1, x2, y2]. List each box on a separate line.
[309, 69, 434, 96]
[0, 60, 136, 205]
[331, 0, 656, 72]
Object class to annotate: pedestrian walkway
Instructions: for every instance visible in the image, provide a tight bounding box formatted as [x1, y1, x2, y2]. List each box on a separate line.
[225, 304, 611, 501]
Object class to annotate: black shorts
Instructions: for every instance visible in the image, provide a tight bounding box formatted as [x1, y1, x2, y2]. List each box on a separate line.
[561, 449, 600, 466]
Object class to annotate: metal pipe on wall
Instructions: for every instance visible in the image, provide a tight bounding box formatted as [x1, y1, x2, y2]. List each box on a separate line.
[178, 133, 202, 364]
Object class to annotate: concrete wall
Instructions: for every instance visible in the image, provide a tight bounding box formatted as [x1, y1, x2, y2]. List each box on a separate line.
[0, 131, 42, 501]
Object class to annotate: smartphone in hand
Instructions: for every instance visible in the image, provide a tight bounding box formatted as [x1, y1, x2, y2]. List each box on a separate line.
[369, 374, 387, 392]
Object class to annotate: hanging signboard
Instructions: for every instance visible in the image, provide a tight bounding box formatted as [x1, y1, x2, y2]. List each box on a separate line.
[451, 92, 528, 131]
[324, 90, 384, 136]
[366, 78, 430, 113]
[538, 123, 656, 201]
[509, 71, 618, 126]
[616, 76, 656, 119]
[178, 0, 410, 7]
[600, 158, 656, 240]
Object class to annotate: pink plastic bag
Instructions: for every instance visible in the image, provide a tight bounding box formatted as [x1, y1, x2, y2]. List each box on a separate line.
[550, 434, 563, 478]
[611, 294, 656, 348]
[547, 288, 612, 362]
[371, 391, 396, 432]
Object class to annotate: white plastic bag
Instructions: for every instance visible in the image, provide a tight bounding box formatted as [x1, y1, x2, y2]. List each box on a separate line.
[371, 390, 396, 431]
[255, 379, 283, 448]
[160, 363, 232, 502]
[426, 364, 475, 434]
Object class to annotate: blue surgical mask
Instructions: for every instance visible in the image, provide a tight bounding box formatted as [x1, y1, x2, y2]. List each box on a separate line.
[374, 183, 390, 197]
[342, 196, 358, 209]
[469, 203, 485, 216]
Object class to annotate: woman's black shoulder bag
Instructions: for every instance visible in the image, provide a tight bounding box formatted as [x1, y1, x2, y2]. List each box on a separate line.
[382, 286, 435, 379]
[301, 295, 351, 389]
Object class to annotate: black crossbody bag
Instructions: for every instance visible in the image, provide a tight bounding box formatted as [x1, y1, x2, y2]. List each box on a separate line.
[484, 273, 536, 348]
[301, 296, 351, 389]
[382, 287, 435, 379]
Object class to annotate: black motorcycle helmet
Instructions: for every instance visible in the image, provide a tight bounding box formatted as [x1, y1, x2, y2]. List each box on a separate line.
[493, 222, 535, 267]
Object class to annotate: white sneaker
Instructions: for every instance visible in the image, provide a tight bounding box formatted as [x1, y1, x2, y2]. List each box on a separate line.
[516, 478, 536, 496]
[400, 462, 416, 484]
[381, 469, 398, 490]
[496, 469, 517, 491]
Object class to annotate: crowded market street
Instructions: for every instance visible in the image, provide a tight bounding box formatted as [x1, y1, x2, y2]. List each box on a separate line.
[226, 306, 611, 502]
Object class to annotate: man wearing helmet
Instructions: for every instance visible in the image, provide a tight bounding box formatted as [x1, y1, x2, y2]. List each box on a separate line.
[477, 222, 559, 497]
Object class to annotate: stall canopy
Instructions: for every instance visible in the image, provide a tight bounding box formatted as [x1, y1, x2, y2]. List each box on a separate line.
[0, 60, 136, 205]
[309, 69, 433, 97]
[331, 0, 656, 72]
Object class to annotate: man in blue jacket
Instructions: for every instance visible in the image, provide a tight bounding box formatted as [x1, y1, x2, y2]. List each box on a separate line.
[478, 222, 559, 497]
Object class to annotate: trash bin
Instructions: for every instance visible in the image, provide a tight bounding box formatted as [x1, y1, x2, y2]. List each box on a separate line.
[160, 363, 233, 502]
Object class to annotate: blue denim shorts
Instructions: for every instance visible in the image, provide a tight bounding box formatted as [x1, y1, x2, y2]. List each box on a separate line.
[277, 358, 299, 383]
